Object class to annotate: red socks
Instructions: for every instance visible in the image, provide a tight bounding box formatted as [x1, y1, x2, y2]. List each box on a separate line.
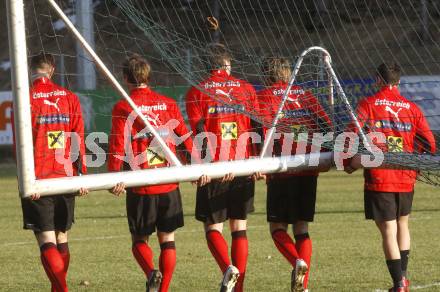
[206, 230, 231, 273]
[270, 231, 313, 289]
[231, 231, 248, 292]
[50, 243, 70, 292]
[205, 230, 249, 292]
[295, 233, 312, 289]
[57, 243, 70, 275]
[159, 241, 176, 292]
[132, 240, 177, 292]
[271, 229, 300, 267]
[132, 240, 155, 277]
[40, 242, 68, 292]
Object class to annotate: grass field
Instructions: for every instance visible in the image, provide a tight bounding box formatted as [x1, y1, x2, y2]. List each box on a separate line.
[0, 164, 439, 292]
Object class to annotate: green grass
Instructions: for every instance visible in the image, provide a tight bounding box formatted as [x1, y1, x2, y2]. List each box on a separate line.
[1, 163, 440, 291]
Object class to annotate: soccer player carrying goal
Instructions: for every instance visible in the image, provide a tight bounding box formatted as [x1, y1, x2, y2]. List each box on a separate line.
[185, 43, 260, 292]
[107, 54, 210, 292]
[16, 52, 88, 292]
[257, 57, 332, 292]
[345, 63, 436, 292]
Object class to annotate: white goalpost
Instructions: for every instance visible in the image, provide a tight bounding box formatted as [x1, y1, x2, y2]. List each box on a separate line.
[7, 0, 35, 197]
[8, 0, 368, 198]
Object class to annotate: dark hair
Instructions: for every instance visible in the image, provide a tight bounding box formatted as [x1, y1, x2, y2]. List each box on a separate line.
[376, 63, 401, 85]
[262, 57, 291, 85]
[122, 54, 151, 85]
[205, 43, 231, 71]
[30, 52, 55, 70]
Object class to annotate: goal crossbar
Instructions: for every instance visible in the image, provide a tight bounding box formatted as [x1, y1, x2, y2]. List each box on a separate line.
[29, 152, 334, 196]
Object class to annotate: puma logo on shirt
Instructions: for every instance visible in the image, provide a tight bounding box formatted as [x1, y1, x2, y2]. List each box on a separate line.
[44, 98, 61, 112]
[385, 106, 402, 121]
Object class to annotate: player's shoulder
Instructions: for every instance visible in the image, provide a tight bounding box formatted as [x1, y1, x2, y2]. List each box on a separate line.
[112, 98, 130, 114]
[230, 77, 256, 100]
[53, 84, 82, 106]
[293, 85, 308, 96]
[406, 99, 424, 116]
[150, 90, 181, 113]
[162, 94, 178, 105]
[257, 86, 275, 101]
[51, 82, 79, 101]
[357, 94, 376, 108]
[396, 93, 416, 107]
[151, 90, 177, 104]
[257, 86, 271, 95]
[234, 76, 255, 90]
[186, 83, 203, 99]
[50, 81, 71, 95]
[298, 86, 315, 99]
[360, 95, 375, 103]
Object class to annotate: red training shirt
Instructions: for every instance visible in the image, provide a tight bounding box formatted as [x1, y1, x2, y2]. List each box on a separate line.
[355, 86, 436, 192]
[13, 77, 87, 179]
[108, 87, 194, 195]
[258, 81, 332, 179]
[185, 70, 259, 162]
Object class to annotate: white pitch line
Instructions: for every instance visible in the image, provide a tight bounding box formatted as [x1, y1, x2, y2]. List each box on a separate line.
[2, 241, 34, 247]
[1, 225, 268, 247]
[410, 216, 432, 221]
[374, 282, 440, 292]
[412, 282, 440, 290]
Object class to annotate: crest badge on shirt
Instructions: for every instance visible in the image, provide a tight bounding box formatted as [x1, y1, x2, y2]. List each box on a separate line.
[387, 136, 404, 152]
[291, 125, 308, 142]
[47, 130, 65, 149]
[221, 122, 238, 140]
[146, 147, 166, 166]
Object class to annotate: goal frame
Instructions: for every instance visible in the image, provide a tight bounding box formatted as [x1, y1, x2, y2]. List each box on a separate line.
[8, 0, 344, 198]
[261, 46, 369, 157]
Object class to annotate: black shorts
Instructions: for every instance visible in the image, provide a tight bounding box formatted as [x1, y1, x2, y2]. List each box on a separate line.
[195, 177, 255, 224]
[364, 190, 414, 221]
[267, 176, 317, 224]
[126, 188, 184, 236]
[21, 194, 75, 233]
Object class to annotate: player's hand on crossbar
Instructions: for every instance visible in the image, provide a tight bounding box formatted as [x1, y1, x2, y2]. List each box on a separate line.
[30, 193, 41, 200]
[109, 182, 126, 196]
[193, 174, 211, 187]
[219, 173, 234, 183]
[77, 188, 89, 197]
[251, 172, 266, 181]
[344, 155, 361, 174]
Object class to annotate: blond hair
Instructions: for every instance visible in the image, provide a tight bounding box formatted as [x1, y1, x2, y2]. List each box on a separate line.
[262, 57, 291, 85]
[122, 54, 151, 85]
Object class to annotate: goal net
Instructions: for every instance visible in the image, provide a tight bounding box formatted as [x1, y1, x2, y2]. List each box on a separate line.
[6, 0, 440, 196]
